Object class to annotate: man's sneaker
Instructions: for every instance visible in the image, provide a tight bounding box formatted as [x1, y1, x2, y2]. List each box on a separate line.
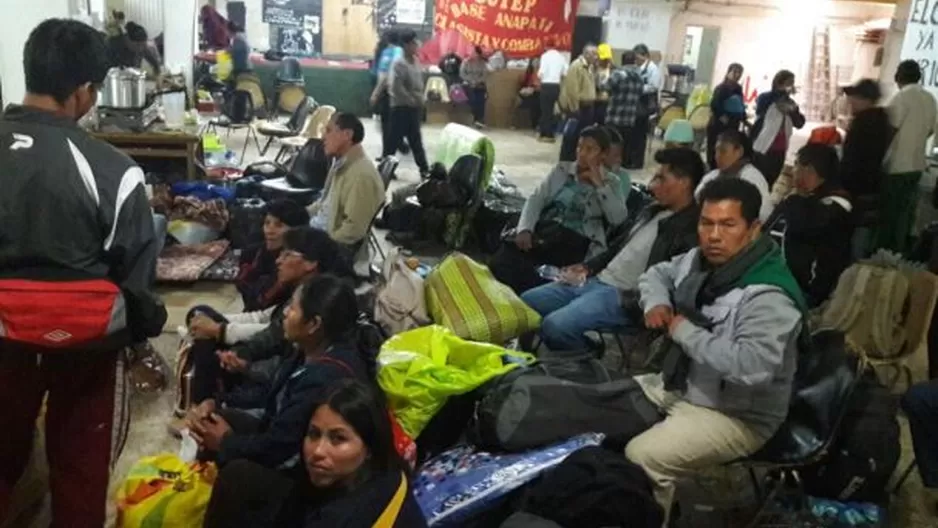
[537, 136, 556, 143]
[474, 121, 486, 129]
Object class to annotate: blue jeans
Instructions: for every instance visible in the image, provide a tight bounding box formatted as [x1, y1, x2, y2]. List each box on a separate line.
[521, 278, 629, 351]
[153, 213, 168, 256]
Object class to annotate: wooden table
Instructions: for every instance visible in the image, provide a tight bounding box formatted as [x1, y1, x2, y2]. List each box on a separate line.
[91, 129, 202, 180]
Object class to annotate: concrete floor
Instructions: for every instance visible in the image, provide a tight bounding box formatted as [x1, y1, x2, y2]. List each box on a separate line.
[13, 119, 937, 527]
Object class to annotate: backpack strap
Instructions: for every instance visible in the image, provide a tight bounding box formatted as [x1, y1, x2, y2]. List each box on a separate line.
[373, 472, 408, 528]
[313, 356, 354, 376]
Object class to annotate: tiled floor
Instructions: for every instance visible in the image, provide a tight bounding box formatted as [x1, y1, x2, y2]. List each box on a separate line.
[12, 119, 937, 527]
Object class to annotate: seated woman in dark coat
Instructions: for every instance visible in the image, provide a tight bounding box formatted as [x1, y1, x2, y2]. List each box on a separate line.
[170, 228, 354, 439]
[203, 379, 427, 528]
[237, 199, 311, 312]
[188, 273, 371, 470]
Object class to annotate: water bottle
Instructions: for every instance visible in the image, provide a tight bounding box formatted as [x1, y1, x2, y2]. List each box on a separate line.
[536, 265, 561, 281]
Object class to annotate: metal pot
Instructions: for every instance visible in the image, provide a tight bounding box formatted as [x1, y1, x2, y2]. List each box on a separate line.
[98, 67, 147, 109]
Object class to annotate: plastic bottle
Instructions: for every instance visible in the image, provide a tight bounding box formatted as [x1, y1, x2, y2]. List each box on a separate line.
[536, 265, 561, 281]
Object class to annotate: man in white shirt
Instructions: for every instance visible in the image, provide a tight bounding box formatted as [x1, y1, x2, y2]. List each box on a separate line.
[878, 60, 938, 252]
[629, 43, 661, 169]
[537, 36, 568, 142]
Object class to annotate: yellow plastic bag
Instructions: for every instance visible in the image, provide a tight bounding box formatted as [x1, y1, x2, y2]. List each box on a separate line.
[378, 325, 534, 437]
[115, 454, 217, 528]
[215, 50, 233, 81]
[426, 253, 541, 344]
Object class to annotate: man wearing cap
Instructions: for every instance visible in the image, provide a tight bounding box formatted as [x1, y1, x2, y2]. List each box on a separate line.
[877, 60, 938, 253]
[840, 78, 892, 257]
[594, 44, 614, 125]
[558, 43, 599, 161]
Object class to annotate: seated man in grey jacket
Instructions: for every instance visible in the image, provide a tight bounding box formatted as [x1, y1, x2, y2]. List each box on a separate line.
[629, 177, 806, 524]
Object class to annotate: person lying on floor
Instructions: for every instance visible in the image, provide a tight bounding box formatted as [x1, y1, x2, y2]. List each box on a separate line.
[628, 177, 805, 526]
[490, 125, 627, 293]
[237, 199, 311, 312]
[187, 273, 372, 470]
[176, 228, 353, 435]
[764, 143, 853, 308]
[696, 129, 773, 222]
[521, 147, 703, 351]
[203, 378, 426, 527]
[307, 112, 386, 269]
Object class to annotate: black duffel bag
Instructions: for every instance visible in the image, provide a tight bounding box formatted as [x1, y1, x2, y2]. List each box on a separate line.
[468, 352, 662, 452]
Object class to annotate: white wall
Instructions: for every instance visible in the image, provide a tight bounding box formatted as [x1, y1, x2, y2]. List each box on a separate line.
[0, 0, 73, 105]
[663, 0, 895, 97]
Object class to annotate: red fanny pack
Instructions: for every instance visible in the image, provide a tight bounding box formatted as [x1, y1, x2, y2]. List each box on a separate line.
[0, 279, 123, 348]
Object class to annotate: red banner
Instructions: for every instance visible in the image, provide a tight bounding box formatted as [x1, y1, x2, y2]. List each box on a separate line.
[433, 0, 580, 58]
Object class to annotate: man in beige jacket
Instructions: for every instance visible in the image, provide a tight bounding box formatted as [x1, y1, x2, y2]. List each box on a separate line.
[308, 113, 385, 268]
[558, 44, 598, 161]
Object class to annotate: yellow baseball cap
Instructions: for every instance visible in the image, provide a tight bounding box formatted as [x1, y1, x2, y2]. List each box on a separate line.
[597, 44, 613, 60]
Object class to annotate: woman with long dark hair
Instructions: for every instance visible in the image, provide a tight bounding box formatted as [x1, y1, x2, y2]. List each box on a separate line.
[749, 69, 805, 187]
[187, 273, 370, 470]
[204, 379, 426, 527]
[706, 63, 746, 170]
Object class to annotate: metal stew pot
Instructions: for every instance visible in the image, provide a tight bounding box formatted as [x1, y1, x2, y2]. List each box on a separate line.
[98, 67, 148, 109]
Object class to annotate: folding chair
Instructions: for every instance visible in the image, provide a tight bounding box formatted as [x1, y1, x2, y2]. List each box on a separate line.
[733, 330, 864, 528]
[274, 105, 336, 163]
[256, 96, 314, 156]
[205, 90, 262, 163]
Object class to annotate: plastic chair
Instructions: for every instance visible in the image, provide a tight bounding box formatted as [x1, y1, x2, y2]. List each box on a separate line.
[206, 90, 262, 163]
[274, 105, 336, 163]
[687, 104, 711, 151]
[256, 96, 314, 156]
[734, 330, 865, 527]
[234, 73, 267, 119]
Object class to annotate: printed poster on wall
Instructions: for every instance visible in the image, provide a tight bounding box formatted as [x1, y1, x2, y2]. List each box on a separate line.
[397, 0, 427, 25]
[900, 0, 938, 100]
[434, 0, 580, 58]
[263, 0, 302, 27]
[606, 0, 673, 54]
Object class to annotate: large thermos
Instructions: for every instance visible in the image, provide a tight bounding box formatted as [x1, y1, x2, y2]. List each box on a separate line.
[98, 67, 148, 109]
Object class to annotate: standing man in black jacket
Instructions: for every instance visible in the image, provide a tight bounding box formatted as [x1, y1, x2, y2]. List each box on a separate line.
[839, 79, 892, 258]
[0, 19, 166, 527]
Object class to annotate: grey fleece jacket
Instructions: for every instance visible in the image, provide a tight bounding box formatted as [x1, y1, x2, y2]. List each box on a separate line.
[638, 248, 802, 432]
[517, 162, 627, 258]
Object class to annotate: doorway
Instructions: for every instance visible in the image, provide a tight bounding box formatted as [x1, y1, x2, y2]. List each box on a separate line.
[682, 25, 720, 85]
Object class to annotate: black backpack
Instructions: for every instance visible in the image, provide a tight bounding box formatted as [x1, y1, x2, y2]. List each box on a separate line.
[286, 138, 331, 190]
[468, 352, 662, 452]
[801, 370, 900, 504]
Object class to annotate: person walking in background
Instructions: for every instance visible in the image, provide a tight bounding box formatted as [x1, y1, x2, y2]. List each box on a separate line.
[537, 37, 568, 143]
[558, 44, 599, 161]
[706, 63, 746, 169]
[750, 70, 805, 187]
[594, 43, 614, 125]
[629, 43, 661, 169]
[602, 50, 644, 166]
[461, 46, 490, 129]
[876, 60, 938, 253]
[839, 79, 892, 257]
[385, 30, 429, 178]
[228, 23, 252, 77]
[370, 29, 409, 158]
[519, 58, 541, 131]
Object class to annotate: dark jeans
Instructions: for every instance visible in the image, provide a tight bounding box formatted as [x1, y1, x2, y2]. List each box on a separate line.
[203, 459, 302, 528]
[539, 83, 561, 138]
[385, 106, 429, 173]
[520, 92, 541, 130]
[377, 92, 408, 157]
[626, 114, 650, 169]
[901, 380, 938, 488]
[560, 104, 595, 162]
[754, 150, 786, 188]
[468, 85, 487, 123]
[594, 101, 608, 126]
